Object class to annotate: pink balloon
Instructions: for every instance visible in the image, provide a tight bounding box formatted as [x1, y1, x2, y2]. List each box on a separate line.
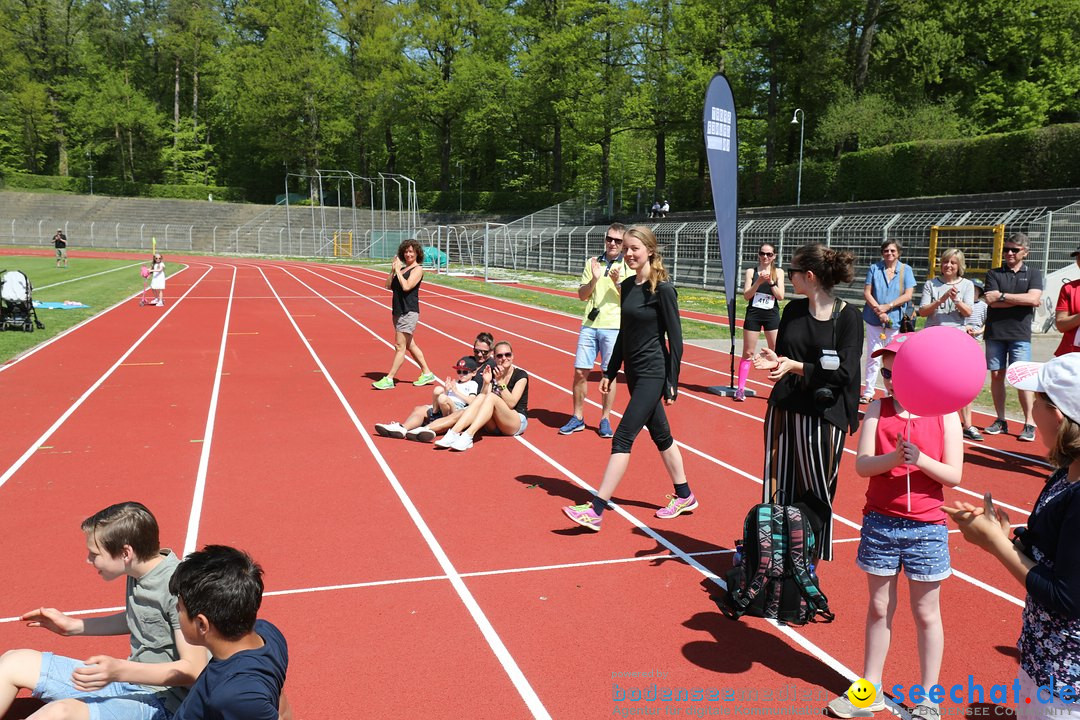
[891, 326, 986, 416]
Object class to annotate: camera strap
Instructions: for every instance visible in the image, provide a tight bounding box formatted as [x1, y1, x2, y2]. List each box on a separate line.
[830, 298, 846, 349]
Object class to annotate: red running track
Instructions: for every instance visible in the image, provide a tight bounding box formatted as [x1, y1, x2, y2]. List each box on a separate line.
[0, 252, 1049, 718]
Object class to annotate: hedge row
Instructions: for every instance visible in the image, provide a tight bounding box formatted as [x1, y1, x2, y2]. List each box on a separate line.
[0, 172, 247, 202]
[740, 123, 1080, 207]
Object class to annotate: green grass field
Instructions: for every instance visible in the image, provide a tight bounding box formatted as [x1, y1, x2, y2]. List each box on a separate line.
[0, 256, 146, 362]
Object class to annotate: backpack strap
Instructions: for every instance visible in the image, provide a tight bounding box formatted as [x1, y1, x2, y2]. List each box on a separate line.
[732, 505, 784, 609]
[784, 506, 835, 622]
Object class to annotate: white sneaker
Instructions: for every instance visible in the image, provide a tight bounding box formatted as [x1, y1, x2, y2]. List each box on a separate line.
[407, 427, 437, 443]
[434, 430, 460, 448]
[374, 422, 407, 439]
[449, 432, 474, 452]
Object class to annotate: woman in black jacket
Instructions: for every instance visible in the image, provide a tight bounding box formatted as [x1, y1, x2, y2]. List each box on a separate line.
[562, 226, 694, 532]
[753, 243, 862, 561]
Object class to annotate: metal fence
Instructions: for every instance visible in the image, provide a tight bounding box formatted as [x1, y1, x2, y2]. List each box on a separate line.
[425, 202, 1080, 304]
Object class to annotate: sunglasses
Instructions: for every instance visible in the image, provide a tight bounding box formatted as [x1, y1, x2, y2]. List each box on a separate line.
[495, 352, 513, 359]
[1002, 247, 1024, 254]
[473, 347, 491, 355]
[758, 251, 775, 257]
[605, 236, 622, 244]
[456, 369, 473, 375]
[788, 267, 805, 274]
[881, 367, 893, 380]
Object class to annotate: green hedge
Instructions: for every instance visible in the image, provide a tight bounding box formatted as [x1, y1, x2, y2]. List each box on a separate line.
[0, 172, 247, 202]
[741, 123, 1080, 206]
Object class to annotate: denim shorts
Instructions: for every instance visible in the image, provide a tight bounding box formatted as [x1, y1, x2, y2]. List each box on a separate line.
[985, 338, 1031, 371]
[857, 512, 951, 582]
[34, 653, 171, 720]
[495, 412, 528, 436]
[575, 326, 619, 370]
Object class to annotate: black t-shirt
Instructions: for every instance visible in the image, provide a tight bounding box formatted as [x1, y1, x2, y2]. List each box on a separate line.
[391, 266, 420, 316]
[494, 367, 528, 414]
[606, 279, 682, 401]
[54, 233, 66, 249]
[984, 264, 1043, 342]
[769, 298, 863, 433]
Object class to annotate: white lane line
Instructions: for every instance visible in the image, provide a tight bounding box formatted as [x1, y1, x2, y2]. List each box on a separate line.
[182, 265, 238, 557]
[0, 263, 199, 373]
[255, 265, 552, 720]
[0, 266, 214, 491]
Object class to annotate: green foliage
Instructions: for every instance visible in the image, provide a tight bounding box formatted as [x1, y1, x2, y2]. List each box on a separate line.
[417, 190, 571, 213]
[0, 172, 245, 201]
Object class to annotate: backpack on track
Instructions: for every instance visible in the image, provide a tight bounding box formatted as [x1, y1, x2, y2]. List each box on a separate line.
[718, 503, 835, 626]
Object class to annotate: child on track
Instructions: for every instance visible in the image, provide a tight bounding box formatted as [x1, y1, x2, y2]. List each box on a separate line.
[168, 545, 288, 720]
[149, 254, 166, 306]
[435, 340, 529, 451]
[824, 335, 963, 719]
[375, 355, 481, 441]
[0, 501, 207, 720]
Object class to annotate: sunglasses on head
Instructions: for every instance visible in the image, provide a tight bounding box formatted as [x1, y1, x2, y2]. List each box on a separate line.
[758, 251, 775, 257]
[1002, 246, 1024, 254]
[495, 352, 513, 359]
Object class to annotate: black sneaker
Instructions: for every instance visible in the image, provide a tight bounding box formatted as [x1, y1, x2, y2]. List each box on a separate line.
[1019, 424, 1036, 442]
[984, 419, 1008, 435]
[962, 426, 984, 441]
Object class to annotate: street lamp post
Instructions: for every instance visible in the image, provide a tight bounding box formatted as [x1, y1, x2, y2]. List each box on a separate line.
[457, 161, 463, 213]
[790, 109, 804, 206]
[86, 148, 94, 196]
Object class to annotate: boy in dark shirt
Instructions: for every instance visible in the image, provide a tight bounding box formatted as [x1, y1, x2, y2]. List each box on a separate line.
[169, 546, 288, 720]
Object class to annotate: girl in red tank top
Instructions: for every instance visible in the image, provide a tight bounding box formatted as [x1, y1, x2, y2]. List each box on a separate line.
[825, 336, 964, 719]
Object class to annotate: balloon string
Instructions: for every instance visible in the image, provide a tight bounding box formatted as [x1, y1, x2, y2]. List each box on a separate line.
[905, 415, 912, 513]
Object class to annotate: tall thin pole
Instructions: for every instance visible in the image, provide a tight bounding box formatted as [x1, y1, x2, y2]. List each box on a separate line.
[792, 108, 805, 207]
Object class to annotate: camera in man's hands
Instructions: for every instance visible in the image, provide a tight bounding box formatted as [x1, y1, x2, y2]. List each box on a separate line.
[587, 307, 600, 321]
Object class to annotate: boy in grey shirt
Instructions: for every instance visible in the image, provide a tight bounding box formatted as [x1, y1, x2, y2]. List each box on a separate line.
[0, 502, 207, 720]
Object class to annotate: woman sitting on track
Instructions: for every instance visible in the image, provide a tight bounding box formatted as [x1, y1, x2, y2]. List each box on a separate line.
[561, 225, 694, 532]
[946, 353, 1080, 720]
[752, 242, 862, 561]
[435, 340, 528, 452]
[735, 242, 785, 401]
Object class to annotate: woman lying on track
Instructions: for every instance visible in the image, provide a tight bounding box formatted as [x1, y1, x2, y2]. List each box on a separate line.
[946, 353, 1080, 720]
[434, 340, 529, 452]
[562, 225, 694, 532]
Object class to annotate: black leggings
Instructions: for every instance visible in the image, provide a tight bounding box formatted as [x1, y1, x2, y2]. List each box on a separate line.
[611, 375, 673, 455]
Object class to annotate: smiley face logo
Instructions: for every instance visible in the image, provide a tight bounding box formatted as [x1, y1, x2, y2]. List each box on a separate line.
[846, 678, 877, 709]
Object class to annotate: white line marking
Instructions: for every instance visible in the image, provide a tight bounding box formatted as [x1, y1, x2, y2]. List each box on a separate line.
[34, 262, 144, 290]
[0, 267, 214, 490]
[255, 265, 552, 720]
[182, 265, 237, 557]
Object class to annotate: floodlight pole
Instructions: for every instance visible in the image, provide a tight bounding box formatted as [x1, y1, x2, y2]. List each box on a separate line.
[791, 108, 804, 207]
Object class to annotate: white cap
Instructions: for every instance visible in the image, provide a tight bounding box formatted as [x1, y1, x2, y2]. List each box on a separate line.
[1006, 354, 1080, 424]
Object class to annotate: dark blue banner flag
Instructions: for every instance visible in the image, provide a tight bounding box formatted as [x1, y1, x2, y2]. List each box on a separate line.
[703, 74, 740, 393]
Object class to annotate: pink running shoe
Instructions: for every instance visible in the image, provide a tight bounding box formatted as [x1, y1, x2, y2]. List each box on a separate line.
[562, 503, 602, 531]
[655, 492, 698, 519]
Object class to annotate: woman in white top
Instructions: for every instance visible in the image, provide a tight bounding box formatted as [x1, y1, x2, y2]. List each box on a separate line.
[917, 248, 974, 328]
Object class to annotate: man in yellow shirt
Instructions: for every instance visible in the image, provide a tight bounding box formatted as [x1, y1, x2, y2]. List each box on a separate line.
[559, 223, 628, 438]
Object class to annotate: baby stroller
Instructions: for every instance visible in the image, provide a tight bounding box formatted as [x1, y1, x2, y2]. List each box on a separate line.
[0, 269, 44, 332]
[138, 265, 153, 306]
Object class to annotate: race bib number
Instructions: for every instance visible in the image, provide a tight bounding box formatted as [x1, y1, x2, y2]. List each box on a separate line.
[752, 292, 775, 310]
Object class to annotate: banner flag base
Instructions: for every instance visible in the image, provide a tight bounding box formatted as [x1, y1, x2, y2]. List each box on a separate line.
[706, 386, 757, 398]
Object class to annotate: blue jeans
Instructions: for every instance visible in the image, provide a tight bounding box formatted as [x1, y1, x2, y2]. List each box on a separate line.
[34, 653, 171, 720]
[857, 512, 950, 582]
[985, 338, 1031, 371]
[574, 326, 619, 371]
